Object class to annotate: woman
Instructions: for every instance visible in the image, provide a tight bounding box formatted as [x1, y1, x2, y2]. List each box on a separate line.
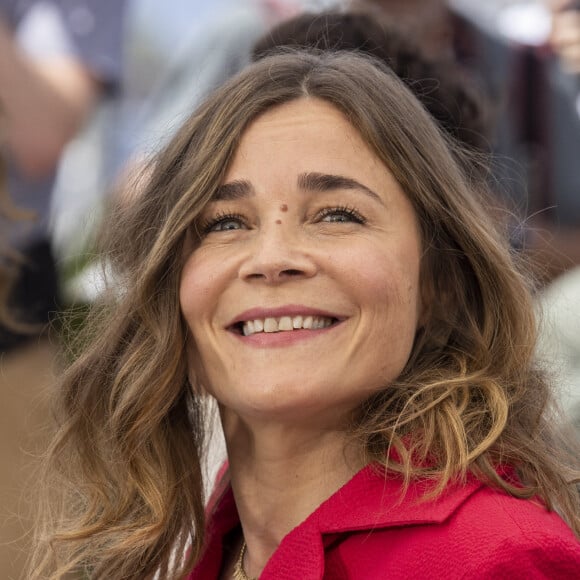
[32, 51, 580, 579]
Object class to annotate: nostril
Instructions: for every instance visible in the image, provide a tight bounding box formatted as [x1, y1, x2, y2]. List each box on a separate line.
[282, 269, 303, 276]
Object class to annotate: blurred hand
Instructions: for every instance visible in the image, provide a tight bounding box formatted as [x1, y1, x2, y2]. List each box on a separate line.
[549, 0, 580, 73]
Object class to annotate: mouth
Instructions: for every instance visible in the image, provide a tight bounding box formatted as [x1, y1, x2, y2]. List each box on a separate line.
[232, 315, 339, 336]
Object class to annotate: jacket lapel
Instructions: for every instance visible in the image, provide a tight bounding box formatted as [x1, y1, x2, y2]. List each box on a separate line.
[260, 465, 484, 579]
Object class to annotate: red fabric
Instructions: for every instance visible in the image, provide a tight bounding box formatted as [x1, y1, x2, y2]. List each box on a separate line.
[188, 464, 580, 579]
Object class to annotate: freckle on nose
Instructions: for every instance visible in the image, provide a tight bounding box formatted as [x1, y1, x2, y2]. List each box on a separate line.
[280, 204, 288, 212]
[275, 219, 282, 225]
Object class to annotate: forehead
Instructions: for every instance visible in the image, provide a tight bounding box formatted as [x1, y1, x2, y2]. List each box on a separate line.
[225, 97, 387, 182]
[239, 97, 360, 144]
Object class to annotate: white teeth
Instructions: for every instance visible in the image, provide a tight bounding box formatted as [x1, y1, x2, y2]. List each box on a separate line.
[240, 315, 335, 336]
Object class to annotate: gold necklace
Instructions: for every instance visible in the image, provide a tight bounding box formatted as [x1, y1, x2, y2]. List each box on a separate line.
[233, 540, 257, 580]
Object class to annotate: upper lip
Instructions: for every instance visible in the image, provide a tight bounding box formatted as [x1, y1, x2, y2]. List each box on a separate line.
[226, 305, 347, 328]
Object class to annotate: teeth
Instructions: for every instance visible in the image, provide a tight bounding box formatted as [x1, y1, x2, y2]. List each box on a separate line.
[241, 315, 335, 336]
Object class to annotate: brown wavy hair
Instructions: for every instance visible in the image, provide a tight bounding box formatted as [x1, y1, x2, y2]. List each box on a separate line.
[32, 50, 580, 579]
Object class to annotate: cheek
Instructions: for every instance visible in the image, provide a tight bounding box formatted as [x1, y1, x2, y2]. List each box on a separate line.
[179, 252, 223, 328]
[179, 258, 222, 393]
[344, 242, 422, 314]
[179, 250, 241, 381]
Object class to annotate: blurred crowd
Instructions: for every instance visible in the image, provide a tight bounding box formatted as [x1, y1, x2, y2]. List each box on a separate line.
[1, 0, 579, 576]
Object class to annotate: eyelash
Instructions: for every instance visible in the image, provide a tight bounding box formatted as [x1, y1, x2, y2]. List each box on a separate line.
[199, 205, 367, 234]
[199, 212, 247, 234]
[316, 205, 367, 224]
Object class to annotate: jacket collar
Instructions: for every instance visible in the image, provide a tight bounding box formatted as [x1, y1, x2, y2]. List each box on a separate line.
[315, 464, 483, 533]
[194, 463, 484, 579]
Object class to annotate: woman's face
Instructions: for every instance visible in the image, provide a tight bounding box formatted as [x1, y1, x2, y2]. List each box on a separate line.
[180, 98, 423, 426]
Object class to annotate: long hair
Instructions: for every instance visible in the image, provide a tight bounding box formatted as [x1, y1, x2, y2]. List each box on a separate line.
[32, 50, 580, 579]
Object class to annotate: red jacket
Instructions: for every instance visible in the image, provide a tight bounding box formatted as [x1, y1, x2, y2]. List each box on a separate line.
[188, 464, 580, 579]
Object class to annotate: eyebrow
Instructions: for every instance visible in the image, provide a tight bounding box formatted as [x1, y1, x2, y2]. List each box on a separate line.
[212, 179, 254, 201]
[211, 172, 384, 203]
[297, 172, 383, 204]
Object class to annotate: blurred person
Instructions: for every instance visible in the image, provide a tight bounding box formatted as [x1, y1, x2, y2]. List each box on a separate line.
[439, 0, 580, 280]
[0, 0, 128, 351]
[550, 0, 580, 73]
[114, 0, 301, 172]
[536, 0, 580, 430]
[352, 0, 455, 58]
[0, 2, 127, 578]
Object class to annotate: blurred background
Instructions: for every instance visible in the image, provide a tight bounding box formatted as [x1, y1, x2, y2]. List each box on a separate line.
[1, 1, 579, 577]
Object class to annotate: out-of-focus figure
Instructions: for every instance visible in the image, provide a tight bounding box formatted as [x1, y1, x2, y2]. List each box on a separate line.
[0, 2, 127, 578]
[352, 0, 456, 58]
[433, 0, 580, 426]
[0, 0, 127, 351]
[550, 0, 580, 73]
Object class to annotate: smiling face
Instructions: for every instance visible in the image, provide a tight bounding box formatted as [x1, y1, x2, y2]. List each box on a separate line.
[179, 98, 423, 427]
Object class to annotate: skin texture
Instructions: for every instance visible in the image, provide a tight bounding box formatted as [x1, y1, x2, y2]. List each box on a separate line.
[180, 97, 423, 427]
[179, 98, 424, 576]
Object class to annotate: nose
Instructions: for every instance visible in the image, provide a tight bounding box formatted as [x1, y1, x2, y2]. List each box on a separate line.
[238, 222, 317, 283]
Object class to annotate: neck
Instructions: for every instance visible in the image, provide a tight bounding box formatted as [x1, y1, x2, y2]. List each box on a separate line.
[221, 410, 365, 578]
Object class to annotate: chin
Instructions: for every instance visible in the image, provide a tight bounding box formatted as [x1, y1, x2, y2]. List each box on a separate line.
[218, 383, 361, 428]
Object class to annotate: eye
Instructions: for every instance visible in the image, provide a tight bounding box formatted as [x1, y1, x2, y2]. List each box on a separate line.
[316, 205, 366, 224]
[200, 212, 248, 234]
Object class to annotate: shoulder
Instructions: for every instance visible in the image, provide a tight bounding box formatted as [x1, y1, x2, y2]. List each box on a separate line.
[456, 484, 576, 540]
[454, 486, 580, 577]
[330, 484, 580, 579]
